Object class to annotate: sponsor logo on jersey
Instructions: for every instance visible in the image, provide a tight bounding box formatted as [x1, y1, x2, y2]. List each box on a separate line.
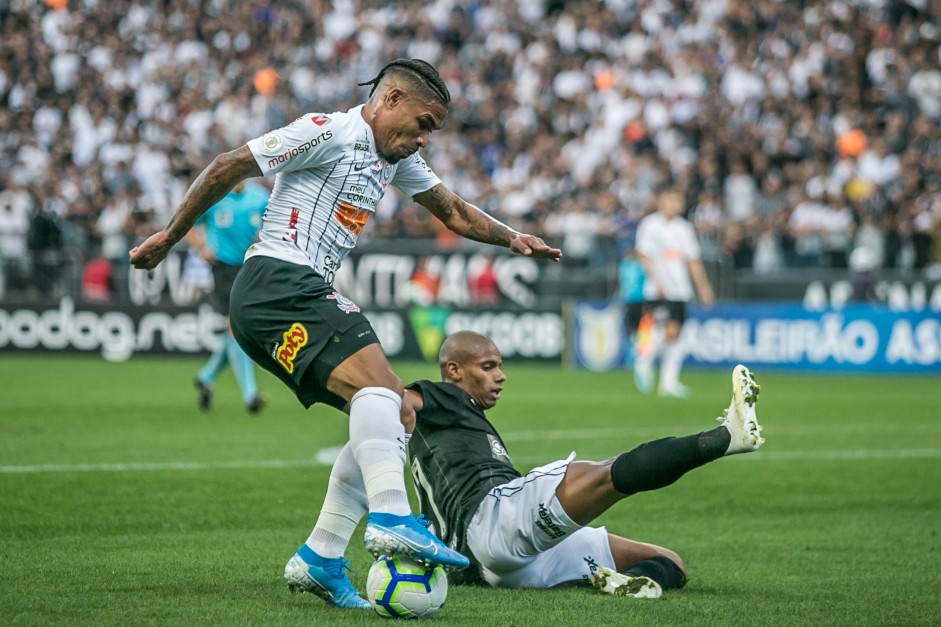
[260, 132, 284, 155]
[326, 291, 360, 314]
[535, 503, 567, 540]
[282, 208, 300, 244]
[353, 160, 382, 172]
[266, 130, 334, 169]
[275, 322, 308, 373]
[334, 201, 370, 236]
[311, 114, 331, 126]
[487, 434, 511, 462]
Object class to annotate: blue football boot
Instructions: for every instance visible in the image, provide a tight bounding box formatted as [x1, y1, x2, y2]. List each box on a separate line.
[283, 545, 370, 610]
[364, 512, 470, 571]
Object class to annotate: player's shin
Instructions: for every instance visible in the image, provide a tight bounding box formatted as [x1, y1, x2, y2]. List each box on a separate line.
[307, 442, 367, 558]
[658, 341, 685, 390]
[349, 387, 411, 516]
[610, 428, 730, 495]
[224, 335, 258, 403]
[197, 334, 229, 384]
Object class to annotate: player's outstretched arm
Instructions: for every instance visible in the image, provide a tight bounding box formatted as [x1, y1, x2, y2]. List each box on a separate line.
[414, 184, 562, 262]
[129, 145, 262, 270]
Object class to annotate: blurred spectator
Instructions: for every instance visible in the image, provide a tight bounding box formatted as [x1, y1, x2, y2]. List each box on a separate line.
[0, 197, 30, 292]
[406, 257, 441, 307]
[80, 250, 114, 303]
[752, 224, 784, 276]
[723, 159, 757, 229]
[27, 203, 62, 298]
[96, 189, 134, 263]
[467, 252, 500, 307]
[688, 189, 725, 262]
[788, 192, 827, 268]
[907, 52, 941, 119]
[820, 194, 855, 268]
[910, 177, 941, 270]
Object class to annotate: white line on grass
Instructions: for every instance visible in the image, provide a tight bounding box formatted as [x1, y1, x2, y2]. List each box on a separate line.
[1, 447, 939, 474]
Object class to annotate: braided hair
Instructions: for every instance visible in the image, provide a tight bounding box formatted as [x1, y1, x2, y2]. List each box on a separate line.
[358, 58, 451, 106]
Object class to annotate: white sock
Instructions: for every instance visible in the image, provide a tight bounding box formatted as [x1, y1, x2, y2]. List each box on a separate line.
[305, 442, 367, 558]
[349, 386, 410, 516]
[660, 340, 685, 390]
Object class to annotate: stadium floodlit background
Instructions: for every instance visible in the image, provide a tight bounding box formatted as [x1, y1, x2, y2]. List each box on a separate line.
[1, 0, 939, 625]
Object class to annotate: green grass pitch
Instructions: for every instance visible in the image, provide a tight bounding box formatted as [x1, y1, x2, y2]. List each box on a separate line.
[1, 355, 939, 625]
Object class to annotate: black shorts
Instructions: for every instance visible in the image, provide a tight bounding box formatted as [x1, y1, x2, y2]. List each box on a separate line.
[229, 256, 380, 410]
[211, 262, 241, 316]
[643, 300, 687, 325]
[624, 302, 645, 335]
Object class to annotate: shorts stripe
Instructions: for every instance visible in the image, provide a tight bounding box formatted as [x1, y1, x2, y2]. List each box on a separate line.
[483, 455, 574, 501]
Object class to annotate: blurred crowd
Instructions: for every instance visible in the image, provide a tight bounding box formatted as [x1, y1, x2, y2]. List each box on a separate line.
[1, 0, 941, 302]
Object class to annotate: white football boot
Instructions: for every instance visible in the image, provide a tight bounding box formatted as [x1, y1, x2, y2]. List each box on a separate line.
[591, 566, 663, 599]
[719, 364, 764, 456]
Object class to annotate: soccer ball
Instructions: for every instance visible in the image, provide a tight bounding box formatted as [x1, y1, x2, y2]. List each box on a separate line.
[365, 556, 448, 619]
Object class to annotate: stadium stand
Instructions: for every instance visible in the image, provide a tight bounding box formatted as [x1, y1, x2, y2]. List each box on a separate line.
[1, 0, 939, 305]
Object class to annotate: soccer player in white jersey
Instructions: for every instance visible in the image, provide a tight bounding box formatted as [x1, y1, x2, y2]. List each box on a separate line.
[129, 59, 562, 609]
[633, 186, 714, 397]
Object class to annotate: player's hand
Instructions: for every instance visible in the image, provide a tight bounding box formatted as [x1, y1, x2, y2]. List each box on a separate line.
[700, 287, 715, 310]
[129, 230, 174, 270]
[509, 234, 563, 262]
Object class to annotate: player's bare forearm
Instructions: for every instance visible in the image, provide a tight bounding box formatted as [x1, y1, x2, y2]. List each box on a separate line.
[689, 260, 714, 307]
[130, 146, 260, 270]
[416, 184, 514, 244]
[165, 146, 261, 241]
[414, 184, 562, 261]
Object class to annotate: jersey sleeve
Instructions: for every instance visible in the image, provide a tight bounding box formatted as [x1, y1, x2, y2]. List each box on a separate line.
[635, 216, 655, 256]
[392, 152, 441, 198]
[682, 220, 702, 260]
[247, 114, 343, 176]
[407, 380, 461, 429]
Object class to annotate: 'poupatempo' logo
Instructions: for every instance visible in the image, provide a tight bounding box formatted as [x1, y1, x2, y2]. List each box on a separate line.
[276, 322, 308, 373]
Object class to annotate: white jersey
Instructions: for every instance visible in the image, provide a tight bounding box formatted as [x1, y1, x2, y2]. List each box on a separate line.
[245, 105, 441, 284]
[635, 212, 701, 302]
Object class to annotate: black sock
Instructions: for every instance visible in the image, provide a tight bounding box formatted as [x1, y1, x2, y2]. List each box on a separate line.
[610, 426, 730, 496]
[626, 556, 688, 590]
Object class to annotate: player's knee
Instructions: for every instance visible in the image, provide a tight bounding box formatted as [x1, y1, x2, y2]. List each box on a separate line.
[660, 548, 685, 574]
[663, 324, 681, 341]
[627, 554, 688, 590]
[367, 367, 405, 398]
[351, 385, 403, 407]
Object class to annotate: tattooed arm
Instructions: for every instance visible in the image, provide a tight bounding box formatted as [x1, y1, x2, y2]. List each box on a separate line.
[413, 184, 562, 262]
[129, 145, 262, 270]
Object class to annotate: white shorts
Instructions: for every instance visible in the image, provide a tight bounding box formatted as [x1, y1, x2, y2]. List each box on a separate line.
[465, 453, 616, 589]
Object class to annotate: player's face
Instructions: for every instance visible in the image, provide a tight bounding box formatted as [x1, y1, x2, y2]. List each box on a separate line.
[658, 191, 684, 219]
[457, 349, 505, 410]
[374, 91, 447, 164]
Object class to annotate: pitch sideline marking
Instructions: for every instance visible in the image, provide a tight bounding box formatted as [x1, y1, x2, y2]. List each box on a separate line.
[1, 446, 939, 474]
